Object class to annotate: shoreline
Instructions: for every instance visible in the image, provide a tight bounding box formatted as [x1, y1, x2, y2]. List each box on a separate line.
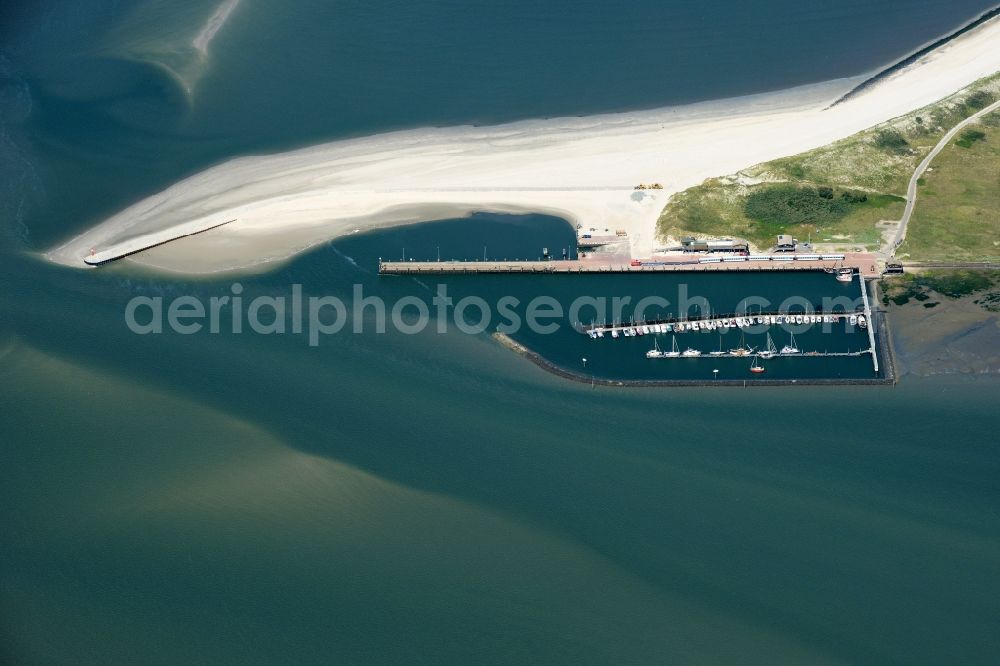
[48, 13, 1000, 275]
[832, 3, 1000, 106]
[884, 285, 1000, 377]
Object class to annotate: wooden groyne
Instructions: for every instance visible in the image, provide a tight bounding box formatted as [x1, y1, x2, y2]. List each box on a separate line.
[84, 219, 236, 266]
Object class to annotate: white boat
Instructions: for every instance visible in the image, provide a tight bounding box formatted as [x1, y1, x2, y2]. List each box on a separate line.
[759, 332, 778, 359]
[849, 314, 858, 326]
[780, 332, 800, 355]
[596, 329, 604, 338]
[710, 333, 727, 356]
[682, 347, 702, 357]
[611, 329, 619, 339]
[836, 268, 853, 283]
[642, 325, 650, 335]
[664, 336, 681, 358]
[692, 322, 700, 331]
[795, 315, 803, 324]
[858, 314, 868, 329]
[646, 338, 664, 358]
[588, 330, 598, 339]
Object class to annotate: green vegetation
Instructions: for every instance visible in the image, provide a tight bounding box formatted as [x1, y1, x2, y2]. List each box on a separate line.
[658, 72, 1000, 257]
[964, 90, 995, 110]
[897, 119, 1000, 261]
[873, 129, 911, 155]
[955, 128, 986, 148]
[737, 185, 900, 245]
[660, 179, 903, 250]
[881, 270, 999, 308]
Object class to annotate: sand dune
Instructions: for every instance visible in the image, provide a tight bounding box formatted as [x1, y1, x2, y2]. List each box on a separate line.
[47, 15, 1000, 274]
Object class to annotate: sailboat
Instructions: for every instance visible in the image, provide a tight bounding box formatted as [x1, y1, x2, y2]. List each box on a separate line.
[729, 331, 754, 357]
[758, 332, 778, 359]
[749, 353, 766, 373]
[710, 332, 727, 356]
[664, 336, 681, 358]
[646, 338, 664, 359]
[780, 332, 800, 355]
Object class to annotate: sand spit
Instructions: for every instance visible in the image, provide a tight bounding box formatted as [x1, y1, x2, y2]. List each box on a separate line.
[48, 15, 1000, 274]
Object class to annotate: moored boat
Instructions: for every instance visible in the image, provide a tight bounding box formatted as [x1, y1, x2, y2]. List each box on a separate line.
[780, 332, 800, 355]
[664, 336, 681, 358]
[758, 332, 778, 359]
[729, 331, 754, 357]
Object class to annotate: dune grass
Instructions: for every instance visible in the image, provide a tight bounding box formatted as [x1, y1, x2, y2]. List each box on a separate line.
[658, 73, 1000, 256]
[897, 113, 1000, 261]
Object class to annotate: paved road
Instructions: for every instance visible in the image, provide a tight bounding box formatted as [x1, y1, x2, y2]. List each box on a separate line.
[890, 98, 1000, 255]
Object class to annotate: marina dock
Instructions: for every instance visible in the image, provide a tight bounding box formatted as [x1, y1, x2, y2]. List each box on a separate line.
[577, 275, 881, 371]
[859, 277, 878, 372]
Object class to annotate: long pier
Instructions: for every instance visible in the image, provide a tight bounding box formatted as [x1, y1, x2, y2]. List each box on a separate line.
[379, 253, 880, 278]
[84, 218, 236, 266]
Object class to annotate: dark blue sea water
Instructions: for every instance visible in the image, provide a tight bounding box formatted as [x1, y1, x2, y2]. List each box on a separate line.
[3, 2, 1000, 663]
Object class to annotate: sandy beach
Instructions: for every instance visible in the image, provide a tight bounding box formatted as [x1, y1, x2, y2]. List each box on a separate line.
[47, 14, 1000, 274]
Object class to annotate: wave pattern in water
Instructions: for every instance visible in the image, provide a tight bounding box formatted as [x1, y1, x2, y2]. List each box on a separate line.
[98, 0, 241, 99]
